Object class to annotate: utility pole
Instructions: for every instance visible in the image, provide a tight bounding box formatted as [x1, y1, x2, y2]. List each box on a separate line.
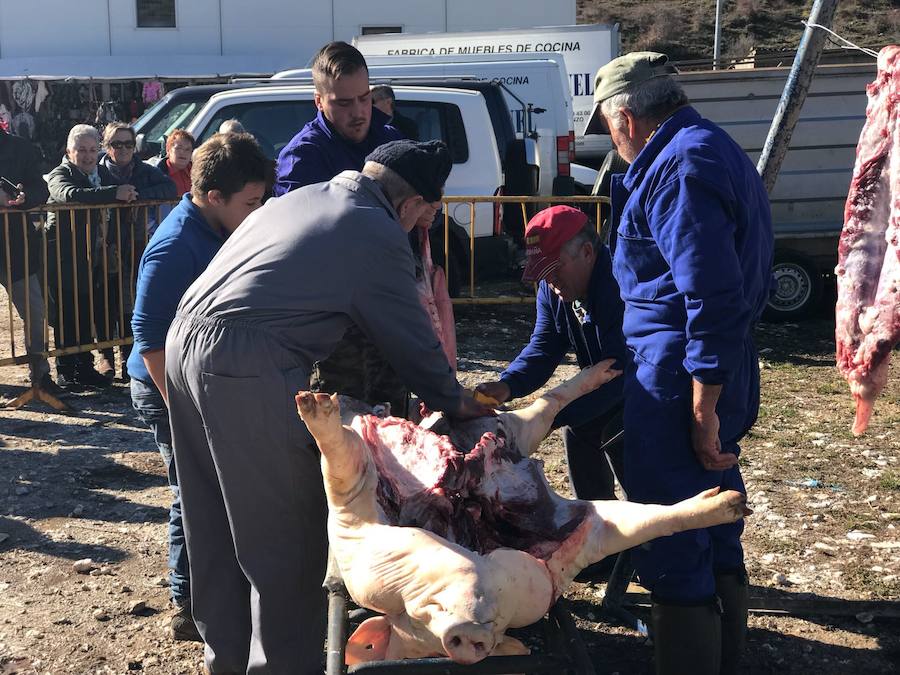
[713, 0, 724, 69]
[756, 0, 841, 192]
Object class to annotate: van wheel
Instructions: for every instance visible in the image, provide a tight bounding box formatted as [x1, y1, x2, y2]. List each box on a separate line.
[763, 252, 822, 321]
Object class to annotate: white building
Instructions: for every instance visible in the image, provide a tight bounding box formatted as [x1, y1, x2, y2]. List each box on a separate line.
[0, 0, 576, 78]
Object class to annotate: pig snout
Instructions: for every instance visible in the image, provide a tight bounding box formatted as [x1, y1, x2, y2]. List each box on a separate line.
[441, 622, 496, 664]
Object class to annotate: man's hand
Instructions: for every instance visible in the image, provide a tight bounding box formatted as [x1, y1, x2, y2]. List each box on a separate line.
[7, 183, 25, 207]
[691, 379, 737, 471]
[691, 409, 738, 471]
[116, 184, 138, 202]
[449, 392, 496, 421]
[474, 380, 511, 407]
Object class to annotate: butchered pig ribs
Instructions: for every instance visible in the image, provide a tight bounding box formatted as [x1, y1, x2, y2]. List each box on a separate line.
[836, 44, 900, 435]
[297, 361, 750, 664]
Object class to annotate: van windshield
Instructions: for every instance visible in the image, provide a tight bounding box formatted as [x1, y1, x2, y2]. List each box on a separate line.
[139, 100, 204, 146]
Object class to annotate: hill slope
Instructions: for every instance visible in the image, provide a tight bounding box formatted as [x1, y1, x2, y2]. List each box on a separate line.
[577, 0, 898, 64]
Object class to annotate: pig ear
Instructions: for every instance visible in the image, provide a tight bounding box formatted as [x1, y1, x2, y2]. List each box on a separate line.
[346, 616, 392, 664]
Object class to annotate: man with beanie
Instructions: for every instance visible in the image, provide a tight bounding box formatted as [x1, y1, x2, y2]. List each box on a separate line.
[475, 206, 628, 505]
[584, 52, 773, 674]
[165, 139, 490, 674]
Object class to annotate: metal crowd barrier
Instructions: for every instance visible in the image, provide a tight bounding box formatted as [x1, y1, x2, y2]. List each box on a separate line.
[0, 199, 177, 410]
[1, 194, 608, 411]
[440, 194, 610, 304]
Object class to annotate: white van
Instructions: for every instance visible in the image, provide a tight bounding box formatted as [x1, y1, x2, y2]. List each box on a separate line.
[274, 55, 576, 195]
[184, 84, 516, 285]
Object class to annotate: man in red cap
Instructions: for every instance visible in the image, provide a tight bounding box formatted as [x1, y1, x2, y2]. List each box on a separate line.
[476, 205, 629, 512]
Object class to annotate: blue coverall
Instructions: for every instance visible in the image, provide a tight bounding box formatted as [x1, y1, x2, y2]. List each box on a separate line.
[610, 106, 774, 603]
[273, 107, 401, 196]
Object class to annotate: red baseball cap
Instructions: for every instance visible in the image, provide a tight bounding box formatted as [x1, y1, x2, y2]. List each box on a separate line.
[521, 206, 588, 282]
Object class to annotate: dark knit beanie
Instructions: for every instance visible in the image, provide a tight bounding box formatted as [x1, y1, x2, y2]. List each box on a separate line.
[365, 140, 451, 202]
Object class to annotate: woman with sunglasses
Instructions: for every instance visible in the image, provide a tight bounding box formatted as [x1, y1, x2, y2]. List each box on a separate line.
[98, 122, 177, 380]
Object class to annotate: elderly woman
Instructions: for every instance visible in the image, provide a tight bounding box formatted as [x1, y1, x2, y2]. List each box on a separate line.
[98, 122, 177, 380]
[46, 124, 137, 388]
[149, 129, 195, 232]
[155, 129, 195, 196]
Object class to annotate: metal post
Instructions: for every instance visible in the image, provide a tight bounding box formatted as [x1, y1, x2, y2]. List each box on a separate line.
[713, 0, 724, 69]
[756, 0, 840, 192]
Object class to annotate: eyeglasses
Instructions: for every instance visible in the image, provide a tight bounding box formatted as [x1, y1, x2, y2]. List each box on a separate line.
[109, 141, 135, 150]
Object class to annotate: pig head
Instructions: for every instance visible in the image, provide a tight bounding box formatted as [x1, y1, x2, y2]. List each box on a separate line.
[296, 360, 749, 664]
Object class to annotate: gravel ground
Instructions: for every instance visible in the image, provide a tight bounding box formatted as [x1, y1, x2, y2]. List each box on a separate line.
[1, 300, 898, 674]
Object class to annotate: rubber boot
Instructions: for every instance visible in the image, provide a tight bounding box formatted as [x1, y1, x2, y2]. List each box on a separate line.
[716, 570, 749, 675]
[651, 598, 722, 675]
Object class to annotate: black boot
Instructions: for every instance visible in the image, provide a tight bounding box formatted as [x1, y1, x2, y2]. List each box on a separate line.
[651, 598, 722, 675]
[716, 570, 749, 675]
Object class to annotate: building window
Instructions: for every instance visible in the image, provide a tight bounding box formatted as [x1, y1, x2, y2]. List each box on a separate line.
[361, 26, 402, 35]
[137, 0, 176, 28]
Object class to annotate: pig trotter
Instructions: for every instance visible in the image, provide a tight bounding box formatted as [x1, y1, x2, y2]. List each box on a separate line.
[676, 487, 752, 532]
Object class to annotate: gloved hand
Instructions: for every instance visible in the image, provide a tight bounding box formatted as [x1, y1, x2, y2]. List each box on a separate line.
[473, 380, 511, 407]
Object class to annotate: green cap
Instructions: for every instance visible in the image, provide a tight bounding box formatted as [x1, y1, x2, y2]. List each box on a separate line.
[584, 52, 678, 135]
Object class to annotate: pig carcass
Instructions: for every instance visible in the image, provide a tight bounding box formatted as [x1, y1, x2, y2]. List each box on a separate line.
[296, 361, 750, 665]
[836, 45, 900, 436]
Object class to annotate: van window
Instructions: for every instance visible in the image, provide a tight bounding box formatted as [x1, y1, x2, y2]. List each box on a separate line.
[198, 101, 318, 159]
[394, 101, 468, 163]
[142, 100, 204, 146]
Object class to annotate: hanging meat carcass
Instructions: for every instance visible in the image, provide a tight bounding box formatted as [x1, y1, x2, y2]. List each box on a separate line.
[836, 45, 900, 436]
[296, 362, 750, 664]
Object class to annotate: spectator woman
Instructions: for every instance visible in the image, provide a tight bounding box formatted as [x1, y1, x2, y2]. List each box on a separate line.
[46, 124, 135, 388]
[98, 122, 177, 380]
[154, 129, 195, 197]
[149, 129, 195, 233]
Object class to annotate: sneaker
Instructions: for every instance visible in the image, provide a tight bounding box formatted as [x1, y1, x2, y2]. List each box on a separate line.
[73, 366, 113, 389]
[171, 603, 203, 642]
[56, 370, 83, 390]
[96, 355, 115, 381]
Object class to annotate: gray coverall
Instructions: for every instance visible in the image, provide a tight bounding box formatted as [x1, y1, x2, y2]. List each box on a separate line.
[165, 171, 462, 674]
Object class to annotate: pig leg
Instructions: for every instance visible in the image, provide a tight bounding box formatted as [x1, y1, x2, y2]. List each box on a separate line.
[548, 488, 751, 593]
[500, 359, 622, 457]
[589, 487, 750, 560]
[296, 391, 373, 512]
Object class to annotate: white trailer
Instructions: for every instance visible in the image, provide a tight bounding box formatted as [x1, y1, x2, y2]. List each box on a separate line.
[674, 62, 875, 318]
[354, 24, 620, 159]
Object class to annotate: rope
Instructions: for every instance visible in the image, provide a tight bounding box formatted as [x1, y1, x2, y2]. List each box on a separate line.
[802, 21, 880, 59]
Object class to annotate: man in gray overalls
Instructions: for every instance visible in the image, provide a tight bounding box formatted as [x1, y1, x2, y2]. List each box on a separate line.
[165, 140, 488, 674]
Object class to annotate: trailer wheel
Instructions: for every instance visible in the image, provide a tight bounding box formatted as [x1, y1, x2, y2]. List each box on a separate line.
[764, 252, 822, 321]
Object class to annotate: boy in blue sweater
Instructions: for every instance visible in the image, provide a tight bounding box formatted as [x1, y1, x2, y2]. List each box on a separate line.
[127, 133, 271, 641]
[476, 206, 628, 502]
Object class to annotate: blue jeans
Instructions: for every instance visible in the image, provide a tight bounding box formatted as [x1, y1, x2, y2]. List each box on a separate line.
[130, 377, 190, 604]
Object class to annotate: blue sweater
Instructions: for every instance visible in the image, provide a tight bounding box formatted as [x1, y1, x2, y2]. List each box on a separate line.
[500, 248, 629, 428]
[127, 195, 226, 386]
[273, 107, 402, 196]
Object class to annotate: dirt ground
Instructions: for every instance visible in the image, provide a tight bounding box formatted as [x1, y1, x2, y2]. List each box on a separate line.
[1, 300, 898, 674]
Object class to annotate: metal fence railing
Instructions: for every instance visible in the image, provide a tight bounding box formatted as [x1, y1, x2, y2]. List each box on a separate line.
[441, 195, 609, 304]
[1, 194, 608, 409]
[1, 199, 177, 409]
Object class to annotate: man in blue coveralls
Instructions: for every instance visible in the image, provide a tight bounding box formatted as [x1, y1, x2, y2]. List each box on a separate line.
[475, 206, 628, 503]
[583, 53, 774, 674]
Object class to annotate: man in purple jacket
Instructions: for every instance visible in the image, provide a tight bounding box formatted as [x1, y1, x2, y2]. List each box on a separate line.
[275, 41, 409, 416]
[273, 41, 402, 195]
